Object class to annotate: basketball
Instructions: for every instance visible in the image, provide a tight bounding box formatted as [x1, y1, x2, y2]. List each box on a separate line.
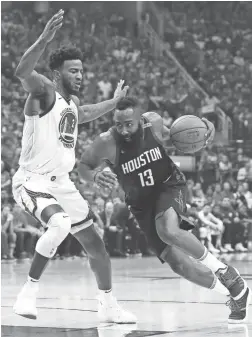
[170, 115, 208, 154]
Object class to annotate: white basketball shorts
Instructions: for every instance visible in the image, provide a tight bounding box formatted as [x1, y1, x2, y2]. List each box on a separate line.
[12, 168, 93, 234]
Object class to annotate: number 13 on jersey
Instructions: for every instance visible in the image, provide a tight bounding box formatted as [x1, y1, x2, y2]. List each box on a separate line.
[138, 169, 154, 187]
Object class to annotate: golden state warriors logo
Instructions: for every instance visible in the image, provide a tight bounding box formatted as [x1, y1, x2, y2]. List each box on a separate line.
[59, 108, 77, 148]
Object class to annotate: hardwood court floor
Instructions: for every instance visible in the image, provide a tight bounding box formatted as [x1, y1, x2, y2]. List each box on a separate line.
[1, 253, 252, 337]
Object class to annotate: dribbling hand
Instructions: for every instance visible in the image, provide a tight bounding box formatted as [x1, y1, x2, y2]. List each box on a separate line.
[40, 9, 64, 43]
[113, 80, 129, 101]
[94, 168, 118, 189]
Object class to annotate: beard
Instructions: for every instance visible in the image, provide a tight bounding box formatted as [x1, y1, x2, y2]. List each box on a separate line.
[63, 79, 80, 96]
[118, 123, 143, 149]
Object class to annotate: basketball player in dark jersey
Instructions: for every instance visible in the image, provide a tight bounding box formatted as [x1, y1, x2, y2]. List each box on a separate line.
[78, 97, 251, 323]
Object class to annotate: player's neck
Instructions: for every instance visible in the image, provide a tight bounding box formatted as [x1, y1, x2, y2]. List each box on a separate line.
[54, 83, 71, 102]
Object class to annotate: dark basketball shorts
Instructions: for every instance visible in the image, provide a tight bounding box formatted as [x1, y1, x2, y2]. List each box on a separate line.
[129, 183, 195, 263]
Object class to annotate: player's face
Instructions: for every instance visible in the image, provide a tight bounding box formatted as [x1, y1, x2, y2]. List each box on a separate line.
[61, 60, 83, 94]
[113, 108, 140, 142]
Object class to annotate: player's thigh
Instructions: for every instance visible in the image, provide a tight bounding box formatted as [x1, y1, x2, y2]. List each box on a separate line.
[13, 179, 65, 226]
[73, 224, 107, 259]
[155, 185, 194, 239]
[130, 207, 167, 259]
[53, 182, 93, 234]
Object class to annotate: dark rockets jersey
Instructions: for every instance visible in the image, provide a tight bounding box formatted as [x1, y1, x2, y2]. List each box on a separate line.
[106, 115, 186, 207]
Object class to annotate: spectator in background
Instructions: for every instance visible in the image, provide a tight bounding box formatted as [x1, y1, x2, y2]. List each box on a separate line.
[218, 154, 233, 183]
[198, 144, 218, 191]
[243, 182, 252, 209]
[12, 205, 43, 258]
[1, 205, 16, 260]
[220, 181, 236, 206]
[237, 160, 252, 183]
[234, 148, 248, 170]
[95, 197, 105, 213]
[215, 199, 235, 253]
[100, 201, 125, 257]
[162, 110, 174, 128]
[1, 163, 11, 193]
[234, 200, 249, 252]
[97, 75, 112, 99]
[205, 185, 214, 205]
[186, 179, 194, 204]
[198, 204, 225, 253]
[212, 183, 223, 205]
[191, 184, 206, 209]
[1, 190, 11, 206]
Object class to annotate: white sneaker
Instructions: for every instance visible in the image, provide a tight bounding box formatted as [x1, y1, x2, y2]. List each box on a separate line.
[219, 246, 228, 253]
[235, 243, 248, 252]
[224, 244, 234, 253]
[247, 241, 252, 251]
[209, 245, 220, 254]
[13, 281, 39, 319]
[97, 294, 137, 323]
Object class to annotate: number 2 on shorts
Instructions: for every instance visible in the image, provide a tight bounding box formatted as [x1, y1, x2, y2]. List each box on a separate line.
[138, 169, 154, 187]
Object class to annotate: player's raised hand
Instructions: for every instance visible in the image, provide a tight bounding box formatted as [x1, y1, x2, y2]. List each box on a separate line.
[202, 118, 215, 146]
[94, 168, 118, 190]
[40, 9, 64, 43]
[113, 80, 129, 101]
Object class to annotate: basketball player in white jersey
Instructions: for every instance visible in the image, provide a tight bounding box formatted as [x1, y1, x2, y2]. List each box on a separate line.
[12, 9, 136, 323]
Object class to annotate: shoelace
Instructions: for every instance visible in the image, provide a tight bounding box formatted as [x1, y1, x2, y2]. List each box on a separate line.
[226, 296, 242, 312]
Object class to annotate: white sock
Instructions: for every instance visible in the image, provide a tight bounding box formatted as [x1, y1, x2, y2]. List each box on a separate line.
[98, 289, 113, 302]
[27, 276, 39, 283]
[198, 247, 227, 273]
[210, 275, 229, 295]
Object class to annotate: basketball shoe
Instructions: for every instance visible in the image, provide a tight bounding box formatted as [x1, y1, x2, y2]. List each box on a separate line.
[97, 293, 137, 323]
[13, 280, 38, 319]
[216, 265, 251, 323]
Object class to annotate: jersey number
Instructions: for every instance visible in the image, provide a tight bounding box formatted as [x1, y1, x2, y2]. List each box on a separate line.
[138, 169, 154, 187]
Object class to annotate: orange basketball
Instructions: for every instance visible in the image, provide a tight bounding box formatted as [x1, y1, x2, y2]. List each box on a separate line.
[170, 115, 207, 154]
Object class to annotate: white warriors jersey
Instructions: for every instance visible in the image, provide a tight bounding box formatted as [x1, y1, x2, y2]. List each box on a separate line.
[19, 92, 79, 176]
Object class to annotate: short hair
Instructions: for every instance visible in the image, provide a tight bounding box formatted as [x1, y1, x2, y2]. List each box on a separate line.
[115, 96, 139, 111]
[49, 45, 83, 70]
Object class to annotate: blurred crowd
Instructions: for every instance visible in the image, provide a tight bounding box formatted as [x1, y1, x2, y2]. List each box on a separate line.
[188, 143, 252, 254]
[162, 1, 252, 139]
[1, 3, 252, 261]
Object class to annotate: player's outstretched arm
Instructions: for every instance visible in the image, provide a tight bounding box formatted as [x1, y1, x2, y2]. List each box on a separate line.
[78, 133, 117, 189]
[77, 80, 129, 124]
[15, 9, 64, 94]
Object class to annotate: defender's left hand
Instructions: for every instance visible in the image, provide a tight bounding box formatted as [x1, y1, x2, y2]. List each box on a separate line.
[202, 118, 215, 146]
[113, 79, 129, 101]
